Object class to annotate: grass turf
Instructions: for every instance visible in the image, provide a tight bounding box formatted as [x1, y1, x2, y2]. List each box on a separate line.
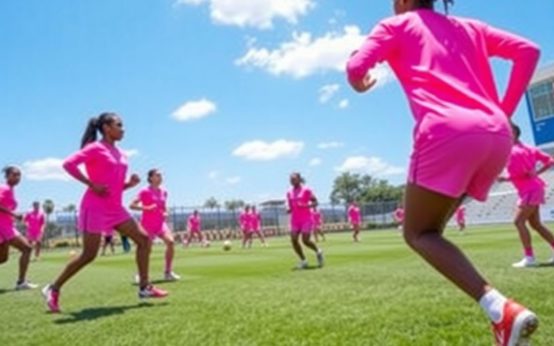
[1, 224, 553, 345]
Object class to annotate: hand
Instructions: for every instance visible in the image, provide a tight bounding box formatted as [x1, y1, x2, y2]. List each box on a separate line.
[526, 171, 537, 178]
[13, 213, 23, 221]
[350, 75, 377, 93]
[143, 204, 157, 211]
[497, 177, 509, 183]
[128, 174, 141, 188]
[90, 183, 108, 196]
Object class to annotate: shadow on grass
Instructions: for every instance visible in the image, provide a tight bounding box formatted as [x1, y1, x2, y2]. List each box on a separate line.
[536, 262, 554, 268]
[291, 265, 322, 271]
[54, 302, 169, 324]
[130, 278, 177, 287]
[0, 288, 11, 295]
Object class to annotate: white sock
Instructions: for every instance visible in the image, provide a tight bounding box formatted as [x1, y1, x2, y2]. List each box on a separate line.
[479, 289, 507, 323]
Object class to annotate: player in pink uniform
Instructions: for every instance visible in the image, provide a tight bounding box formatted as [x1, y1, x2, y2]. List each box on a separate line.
[130, 169, 180, 281]
[0, 166, 37, 290]
[249, 206, 267, 247]
[347, 202, 362, 242]
[455, 206, 467, 233]
[346, 0, 540, 344]
[100, 230, 116, 256]
[311, 206, 325, 242]
[184, 210, 204, 247]
[23, 201, 46, 261]
[393, 205, 405, 230]
[287, 173, 324, 269]
[239, 206, 253, 249]
[42, 113, 167, 313]
[498, 124, 554, 268]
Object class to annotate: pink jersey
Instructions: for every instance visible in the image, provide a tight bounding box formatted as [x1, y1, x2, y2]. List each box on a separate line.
[63, 141, 128, 211]
[455, 206, 466, 221]
[250, 212, 261, 231]
[348, 206, 362, 224]
[24, 210, 45, 238]
[188, 214, 201, 232]
[0, 184, 17, 230]
[312, 210, 322, 227]
[393, 208, 405, 223]
[287, 186, 315, 224]
[506, 142, 554, 193]
[239, 212, 251, 230]
[137, 186, 168, 232]
[347, 10, 539, 146]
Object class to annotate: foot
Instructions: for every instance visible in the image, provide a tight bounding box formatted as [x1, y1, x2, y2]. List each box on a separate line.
[41, 285, 61, 313]
[15, 281, 38, 291]
[512, 257, 537, 268]
[546, 257, 554, 265]
[164, 272, 181, 281]
[316, 250, 324, 268]
[492, 300, 538, 346]
[296, 260, 309, 270]
[138, 285, 169, 299]
[134, 274, 140, 284]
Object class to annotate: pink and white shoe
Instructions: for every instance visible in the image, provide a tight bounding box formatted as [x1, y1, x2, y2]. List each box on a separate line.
[138, 285, 168, 299]
[41, 285, 61, 313]
[492, 300, 538, 346]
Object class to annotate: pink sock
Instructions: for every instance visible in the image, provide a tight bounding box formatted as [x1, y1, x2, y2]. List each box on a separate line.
[550, 241, 554, 251]
[165, 250, 172, 273]
[524, 247, 534, 258]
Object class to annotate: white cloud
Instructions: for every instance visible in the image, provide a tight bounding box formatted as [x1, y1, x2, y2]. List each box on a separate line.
[309, 158, 322, 166]
[172, 98, 217, 122]
[236, 25, 393, 84]
[22, 158, 69, 181]
[122, 149, 139, 158]
[208, 170, 220, 180]
[338, 99, 349, 109]
[317, 141, 344, 150]
[318, 84, 340, 104]
[232, 139, 304, 161]
[176, 0, 314, 29]
[225, 176, 241, 185]
[335, 156, 404, 176]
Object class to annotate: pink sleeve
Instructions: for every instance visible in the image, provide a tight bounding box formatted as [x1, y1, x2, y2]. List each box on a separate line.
[534, 148, 554, 166]
[346, 20, 398, 84]
[23, 213, 30, 223]
[481, 23, 540, 117]
[63, 144, 98, 179]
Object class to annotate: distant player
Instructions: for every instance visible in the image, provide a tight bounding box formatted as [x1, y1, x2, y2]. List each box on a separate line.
[24, 201, 46, 261]
[312, 206, 325, 242]
[455, 205, 466, 233]
[239, 206, 252, 249]
[100, 230, 115, 256]
[184, 210, 204, 247]
[393, 205, 404, 230]
[249, 206, 267, 247]
[347, 202, 362, 242]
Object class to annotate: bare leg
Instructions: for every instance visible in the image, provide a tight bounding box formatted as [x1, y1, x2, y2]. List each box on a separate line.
[9, 235, 33, 283]
[0, 242, 10, 264]
[528, 208, 554, 244]
[514, 206, 535, 253]
[115, 219, 150, 289]
[403, 184, 491, 301]
[301, 233, 319, 254]
[52, 232, 101, 290]
[159, 232, 175, 274]
[290, 232, 305, 261]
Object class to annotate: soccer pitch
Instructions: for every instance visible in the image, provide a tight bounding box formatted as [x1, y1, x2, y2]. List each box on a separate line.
[1, 225, 553, 346]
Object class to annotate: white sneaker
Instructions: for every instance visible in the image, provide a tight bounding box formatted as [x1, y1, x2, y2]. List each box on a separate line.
[164, 272, 181, 281]
[512, 257, 537, 268]
[15, 281, 38, 290]
[546, 257, 554, 265]
[296, 260, 309, 270]
[134, 274, 140, 284]
[316, 250, 324, 268]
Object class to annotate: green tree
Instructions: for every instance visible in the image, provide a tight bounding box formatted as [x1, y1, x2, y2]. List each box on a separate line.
[330, 172, 365, 205]
[203, 197, 220, 210]
[331, 173, 403, 204]
[42, 199, 56, 246]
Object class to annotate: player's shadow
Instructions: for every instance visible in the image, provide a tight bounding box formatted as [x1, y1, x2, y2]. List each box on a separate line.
[536, 262, 554, 268]
[0, 288, 10, 295]
[53, 302, 168, 324]
[131, 279, 175, 287]
[291, 265, 321, 271]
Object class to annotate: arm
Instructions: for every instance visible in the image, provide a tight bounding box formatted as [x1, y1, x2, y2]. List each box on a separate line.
[124, 174, 141, 191]
[483, 24, 541, 117]
[346, 21, 397, 93]
[0, 205, 20, 219]
[534, 150, 554, 177]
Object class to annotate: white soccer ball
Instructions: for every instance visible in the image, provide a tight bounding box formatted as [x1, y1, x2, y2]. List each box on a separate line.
[223, 240, 232, 251]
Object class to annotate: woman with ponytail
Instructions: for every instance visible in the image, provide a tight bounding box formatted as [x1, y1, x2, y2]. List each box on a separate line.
[347, 0, 541, 344]
[42, 113, 168, 313]
[0, 166, 37, 290]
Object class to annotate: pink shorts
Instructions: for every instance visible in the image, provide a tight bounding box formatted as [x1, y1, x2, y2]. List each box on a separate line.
[79, 207, 132, 234]
[290, 220, 313, 235]
[143, 222, 170, 240]
[189, 229, 201, 235]
[518, 188, 545, 207]
[0, 227, 19, 244]
[27, 232, 43, 242]
[351, 222, 361, 227]
[409, 133, 512, 202]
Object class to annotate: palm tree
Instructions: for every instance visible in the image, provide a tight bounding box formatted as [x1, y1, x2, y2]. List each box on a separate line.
[42, 199, 55, 247]
[224, 199, 245, 229]
[203, 197, 219, 209]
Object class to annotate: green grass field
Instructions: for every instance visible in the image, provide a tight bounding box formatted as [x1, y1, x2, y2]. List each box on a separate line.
[1, 225, 554, 346]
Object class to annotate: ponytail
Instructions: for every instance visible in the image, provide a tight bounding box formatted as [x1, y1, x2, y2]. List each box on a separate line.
[79, 112, 117, 148]
[443, 0, 454, 14]
[2, 165, 19, 179]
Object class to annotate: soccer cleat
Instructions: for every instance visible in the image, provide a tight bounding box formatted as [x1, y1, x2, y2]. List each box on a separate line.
[15, 281, 38, 291]
[546, 257, 554, 265]
[316, 250, 324, 268]
[164, 272, 181, 281]
[41, 285, 61, 313]
[491, 300, 538, 346]
[296, 260, 309, 270]
[134, 274, 140, 284]
[512, 257, 537, 268]
[138, 285, 168, 299]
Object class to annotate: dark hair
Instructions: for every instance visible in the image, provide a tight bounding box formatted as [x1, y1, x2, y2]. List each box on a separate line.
[417, 0, 454, 14]
[511, 123, 522, 140]
[80, 112, 118, 148]
[291, 172, 306, 184]
[147, 169, 159, 184]
[2, 165, 19, 179]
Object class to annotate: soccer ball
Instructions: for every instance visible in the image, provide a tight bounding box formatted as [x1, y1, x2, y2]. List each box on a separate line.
[68, 250, 77, 259]
[204, 240, 211, 248]
[223, 240, 232, 251]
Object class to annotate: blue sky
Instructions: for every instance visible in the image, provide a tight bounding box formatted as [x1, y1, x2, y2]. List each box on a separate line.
[1, 0, 553, 210]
